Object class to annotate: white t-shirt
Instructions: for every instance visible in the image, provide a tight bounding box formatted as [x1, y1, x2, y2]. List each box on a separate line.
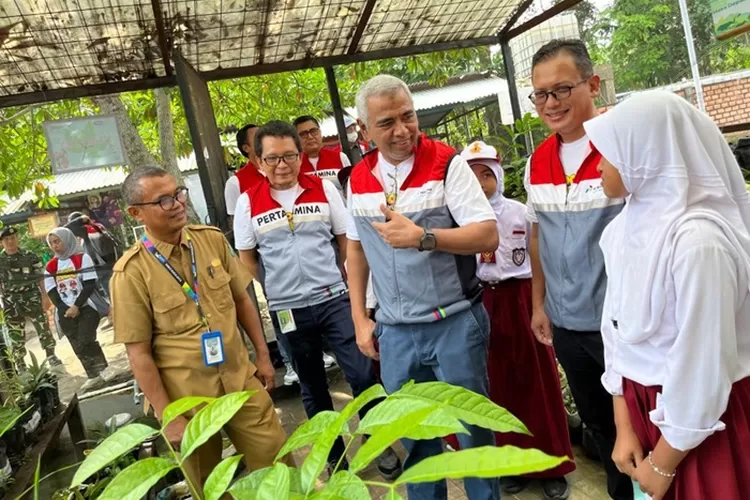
[525, 134, 592, 223]
[308, 152, 351, 171]
[234, 179, 348, 250]
[224, 175, 242, 216]
[44, 254, 97, 308]
[346, 153, 495, 240]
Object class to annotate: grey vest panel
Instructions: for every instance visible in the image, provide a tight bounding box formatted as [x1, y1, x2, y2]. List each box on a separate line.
[257, 217, 345, 311]
[354, 205, 479, 325]
[536, 203, 623, 331]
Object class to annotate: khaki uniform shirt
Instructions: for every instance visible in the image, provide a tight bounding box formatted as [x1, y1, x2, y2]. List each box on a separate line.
[111, 225, 256, 401]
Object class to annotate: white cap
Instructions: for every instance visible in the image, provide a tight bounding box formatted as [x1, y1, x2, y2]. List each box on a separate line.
[460, 140, 501, 170]
[344, 116, 356, 128]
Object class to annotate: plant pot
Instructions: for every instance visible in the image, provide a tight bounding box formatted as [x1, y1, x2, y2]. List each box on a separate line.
[36, 385, 59, 422]
[3, 423, 27, 469]
[20, 397, 43, 442]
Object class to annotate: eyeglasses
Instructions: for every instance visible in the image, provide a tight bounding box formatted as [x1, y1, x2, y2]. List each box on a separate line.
[298, 127, 320, 139]
[132, 187, 189, 211]
[263, 153, 300, 167]
[528, 79, 589, 105]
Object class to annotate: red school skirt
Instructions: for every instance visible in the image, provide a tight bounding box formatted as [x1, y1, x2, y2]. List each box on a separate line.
[446, 279, 575, 478]
[624, 377, 750, 499]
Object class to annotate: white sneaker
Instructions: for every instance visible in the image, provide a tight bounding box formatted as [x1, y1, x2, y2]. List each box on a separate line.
[323, 352, 336, 368]
[100, 366, 118, 382]
[80, 376, 104, 392]
[283, 366, 299, 386]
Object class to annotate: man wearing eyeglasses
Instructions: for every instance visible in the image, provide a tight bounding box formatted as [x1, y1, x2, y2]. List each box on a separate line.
[110, 167, 289, 495]
[524, 39, 630, 500]
[234, 121, 402, 479]
[294, 115, 351, 192]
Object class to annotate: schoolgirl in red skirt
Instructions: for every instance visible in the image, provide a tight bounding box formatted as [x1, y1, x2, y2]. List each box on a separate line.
[450, 141, 575, 499]
[586, 91, 750, 500]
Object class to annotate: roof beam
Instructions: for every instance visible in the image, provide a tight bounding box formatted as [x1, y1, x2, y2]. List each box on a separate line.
[347, 0, 378, 54]
[502, 0, 584, 40]
[202, 35, 500, 81]
[150, 0, 173, 76]
[497, 0, 535, 39]
[0, 76, 176, 109]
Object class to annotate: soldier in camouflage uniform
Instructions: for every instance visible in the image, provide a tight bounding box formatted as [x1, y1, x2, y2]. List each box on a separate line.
[0, 227, 60, 369]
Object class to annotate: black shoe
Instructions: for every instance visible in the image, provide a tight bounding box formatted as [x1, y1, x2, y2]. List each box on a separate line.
[542, 477, 570, 500]
[375, 446, 402, 481]
[502, 476, 531, 494]
[326, 456, 349, 478]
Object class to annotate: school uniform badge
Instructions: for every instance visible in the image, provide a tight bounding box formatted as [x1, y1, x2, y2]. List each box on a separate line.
[512, 248, 526, 266]
[480, 251, 496, 263]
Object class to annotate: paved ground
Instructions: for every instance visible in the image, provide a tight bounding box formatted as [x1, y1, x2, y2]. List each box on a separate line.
[21, 308, 613, 500]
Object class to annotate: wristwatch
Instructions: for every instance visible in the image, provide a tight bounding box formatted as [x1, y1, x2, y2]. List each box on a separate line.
[418, 229, 437, 252]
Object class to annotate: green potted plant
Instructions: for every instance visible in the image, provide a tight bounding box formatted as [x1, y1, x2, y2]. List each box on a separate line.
[20, 353, 59, 423]
[61, 381, 568, 500]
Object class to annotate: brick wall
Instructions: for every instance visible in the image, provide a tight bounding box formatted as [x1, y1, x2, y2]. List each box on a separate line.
[702, 77, 750, 128]
[600, 75, 750, 130]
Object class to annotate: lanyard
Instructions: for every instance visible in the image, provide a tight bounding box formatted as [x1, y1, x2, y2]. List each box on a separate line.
[142, 233, 208, 328]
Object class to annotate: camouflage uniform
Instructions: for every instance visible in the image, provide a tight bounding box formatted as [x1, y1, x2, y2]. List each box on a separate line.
[0, 249, 57, 366]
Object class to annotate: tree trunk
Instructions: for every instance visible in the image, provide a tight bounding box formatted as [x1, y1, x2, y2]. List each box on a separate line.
[154, 88, 200, 222]
[94, 92, 200, 222]
[92, 94, 158, 168]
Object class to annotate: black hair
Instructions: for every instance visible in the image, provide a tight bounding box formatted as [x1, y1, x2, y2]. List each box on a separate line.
[254, 121, 303, 159]
[531, 39, 594, 80]
[122, 166, 170, 205]
[293, 115, 320, 128]
[236, 124, 258, 158]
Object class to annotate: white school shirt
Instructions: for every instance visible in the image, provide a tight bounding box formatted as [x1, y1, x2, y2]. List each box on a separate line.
[234, 179, 348, 250]
[346, 153, 494, 240]
[525, 135, 591, 223]
[477, 198, 531, 282]
[44, 254, 97, 309]
[601, 219, 750, 451]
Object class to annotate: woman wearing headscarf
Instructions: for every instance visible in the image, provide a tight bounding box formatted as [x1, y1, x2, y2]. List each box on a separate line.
[447, 141, 576, 499]
[44, 227, 113, 392]
[585, 91, 750, 499]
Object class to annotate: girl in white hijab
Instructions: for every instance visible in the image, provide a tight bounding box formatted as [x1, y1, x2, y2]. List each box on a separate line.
[584, 91, 750, 500]
[444, 141, 575, 498]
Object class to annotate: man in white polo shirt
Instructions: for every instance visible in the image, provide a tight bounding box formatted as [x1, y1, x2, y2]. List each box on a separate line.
[234, 120, 401, 479]
[346, 75, 500, 500]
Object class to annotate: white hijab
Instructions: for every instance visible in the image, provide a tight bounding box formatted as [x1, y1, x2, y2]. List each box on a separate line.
[584, 90, 750, 343]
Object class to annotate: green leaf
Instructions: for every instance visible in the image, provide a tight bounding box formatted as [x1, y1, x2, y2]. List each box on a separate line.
[256, 462, 291, 500]
[161, 396, 214, 428]
[33, 456, 41, 500]
[352, 406, 457, 473]
[392, 381, 530, 435]
[357, 398, 468, 440]
[98, 458, 177, 500]
[276, 411, 345, 462]
[229, 467, 271, 499]
[204, 454, 244, 500]
[300, 384, 386, 493]
[181, 391, 254, 460]
[312, 470, 369, 500]
[395, 446, 568, 485]
[383, 489, 404, 500]
[71, 423, 158, 487]
[0, 406, 27, 438]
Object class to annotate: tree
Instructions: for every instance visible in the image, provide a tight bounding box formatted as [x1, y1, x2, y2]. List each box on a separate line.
[595, 0, 750, 91]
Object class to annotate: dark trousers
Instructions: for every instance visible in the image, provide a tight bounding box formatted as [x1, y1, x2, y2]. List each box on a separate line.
[552, 327, 633, 500]
[271, 294, 378, 463]
[58, 305, 108, 379]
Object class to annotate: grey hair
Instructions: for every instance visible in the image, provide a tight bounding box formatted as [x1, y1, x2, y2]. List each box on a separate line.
[122, 166, 170, 206]
[355, 75, 414, 125]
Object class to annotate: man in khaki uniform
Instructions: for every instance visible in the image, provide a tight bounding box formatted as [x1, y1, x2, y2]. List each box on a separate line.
[111, 167, 289, 490]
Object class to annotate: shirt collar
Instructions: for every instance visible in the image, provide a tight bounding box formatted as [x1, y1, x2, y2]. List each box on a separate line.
[144, 228, 188, 258]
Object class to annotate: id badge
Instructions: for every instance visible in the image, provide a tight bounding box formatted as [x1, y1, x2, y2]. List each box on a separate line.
[277, 309, 297, 334]
[201, 331, 226, 366]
